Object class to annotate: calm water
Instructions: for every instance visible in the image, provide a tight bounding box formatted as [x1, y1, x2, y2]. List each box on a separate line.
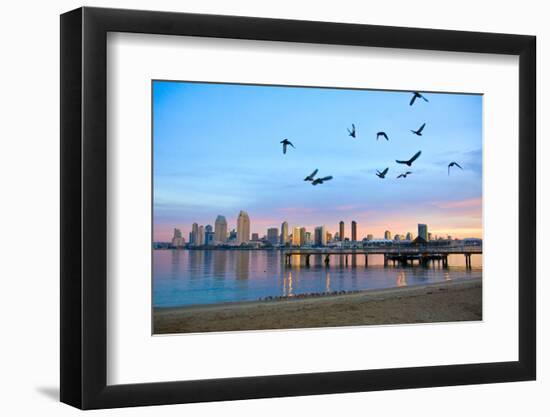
[153, 250, 482, 308]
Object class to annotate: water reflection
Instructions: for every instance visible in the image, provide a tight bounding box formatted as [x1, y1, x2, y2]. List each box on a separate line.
[153, 250, 482, 308]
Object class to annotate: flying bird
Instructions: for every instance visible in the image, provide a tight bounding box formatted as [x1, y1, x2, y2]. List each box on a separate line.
[397, 171, 413, 179]
[376, 167, 389, 179]
[311, 176, 333, 185]
[411, 123, 426, 136]
[396, 150, 422, 167]
[376, 131, 389, 141]
[280, 138, 295, 154]
[448, 161, 463, 175]
[304, 169, 318, 181]
[409, 91, 429, 106]
[347, 124, 356, 138]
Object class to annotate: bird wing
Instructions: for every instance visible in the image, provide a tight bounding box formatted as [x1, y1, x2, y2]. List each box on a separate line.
[409, 151, 422, 163]
[283, 143, 287, 154]
[421, 94, 429, 102]
[311, 168, 318, 177]
[382, 168, 389, 175]
[410, 94, 417, 106]
[320, 176, 333, 181]
[288, 141, 295, 148]
[448, 164, 451, 175]
[455, 162, 463, 169]
[406, 171, 412, 175]
[397, 174, 404, 178]
[383, 133, 388, 140]
[418, 123, 426, 133]
[395, 160, 406, 164]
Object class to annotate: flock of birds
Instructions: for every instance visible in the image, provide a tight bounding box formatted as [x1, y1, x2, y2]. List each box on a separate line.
[279, 91, 464, 185]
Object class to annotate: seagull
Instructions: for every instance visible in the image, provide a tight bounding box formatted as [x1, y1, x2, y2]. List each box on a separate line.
[448, 161, 463, 175]
[280, 139, 295, 154]
[376, 167, 389, 179]
[397, 171, 413, 179]
[347, 124, 356, 138]
[376, 131, 389, 141]
[304, 169, 318, 181]
[311, 176, 333, 185]
[411, 123, 426, 136]
[409, 91, 429, 106]
[396, 150, 422, 166]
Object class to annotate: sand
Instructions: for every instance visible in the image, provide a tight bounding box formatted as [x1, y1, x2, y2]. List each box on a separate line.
[153, 278, 482, 334]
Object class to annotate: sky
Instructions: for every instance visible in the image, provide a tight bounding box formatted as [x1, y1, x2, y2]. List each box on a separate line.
[153, 80, 482, 241]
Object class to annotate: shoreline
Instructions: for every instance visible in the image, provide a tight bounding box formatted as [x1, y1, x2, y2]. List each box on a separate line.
[154, 277, 482, 334]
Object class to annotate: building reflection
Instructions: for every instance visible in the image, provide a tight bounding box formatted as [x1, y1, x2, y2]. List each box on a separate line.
[212, 250, 227, 280]
[396, 271, 407, 287]
[235, 251, 250, 280]
[283, 270, 294, 296]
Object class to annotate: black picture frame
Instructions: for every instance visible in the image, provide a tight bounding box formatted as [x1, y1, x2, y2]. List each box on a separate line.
[60, 6, 536, 410]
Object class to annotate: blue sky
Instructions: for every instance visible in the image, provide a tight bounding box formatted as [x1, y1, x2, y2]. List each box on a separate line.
[153, 80, 482, 241]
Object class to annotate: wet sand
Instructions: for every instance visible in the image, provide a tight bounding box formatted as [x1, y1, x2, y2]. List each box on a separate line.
[153, 278, 482, 334]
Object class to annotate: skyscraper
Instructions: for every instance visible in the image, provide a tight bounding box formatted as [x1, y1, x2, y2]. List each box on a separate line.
[300, 227, 307, 246]
[351, 221, 357, 242]
[204, 225, 215, 246]
[366, 234, 374, 241]
[314, 226, 327, 246]
[251, 233, 259, 241]
[197, 225, 205, 246]
[236, 210, 250, 244]
[280, 221, 289, 245]
[171, 228, 184, 247]
[339, 221, 345, 241]
[406, 232, 413, 241]
[418, 224, 428, 241]
[292, 227, 302, 246]
[267, 228, 279, 245]
[191, 223, 199, 246]
[214, 215, 228, 244]
[384, 230, 391, 240]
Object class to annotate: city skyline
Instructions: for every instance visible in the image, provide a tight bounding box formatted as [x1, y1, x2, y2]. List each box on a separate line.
[164, 211, 473, 247]
[153, 81, 482, 242]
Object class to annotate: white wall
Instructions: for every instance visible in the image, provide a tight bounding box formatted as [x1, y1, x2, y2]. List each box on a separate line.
[0, 0, 545, 415]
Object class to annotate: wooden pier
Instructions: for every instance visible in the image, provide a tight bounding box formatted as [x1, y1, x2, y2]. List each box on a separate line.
[283, 246, 481, 269]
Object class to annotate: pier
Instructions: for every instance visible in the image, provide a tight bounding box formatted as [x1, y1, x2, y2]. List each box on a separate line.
[283, 245, 481, 269]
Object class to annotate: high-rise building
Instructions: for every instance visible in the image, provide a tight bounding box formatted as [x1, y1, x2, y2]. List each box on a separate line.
[197, 225, 205, 246]
[171, 228, 185, 247]
[300, 227, 307, 246]
[280, 221, 289, 245]
[236, 210, 250, 244]
[267, 228, 279, 245]
[384, 230, 391, 240]
[214, 215, 228, 243]
[204, 225, 215, 246]
[418, 224, 428, 241]
[339, 221, 345, 241]
[251, 233, 259, 241]
[228, 229, 237, 242]
[326, 232, 333, 242]
[314, 226, 327, 246]
[394, 234, 401, 241]
[292, 227, 301, 246]
[406, 232, 413, 241]
[428, 232, 433, 241]
[191, 223, 199, 246]
[351, 221, 357, 241]
[366, 234, 374, 241]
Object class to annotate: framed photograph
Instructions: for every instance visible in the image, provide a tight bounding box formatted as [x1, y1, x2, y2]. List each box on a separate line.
[60, 6, 536, 409]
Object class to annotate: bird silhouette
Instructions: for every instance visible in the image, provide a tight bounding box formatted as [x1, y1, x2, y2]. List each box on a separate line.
[411, 123, 426, 136]
[448, 161, 463, 175]
[397, 171, 413, 178]
[347, 124, 356, 138]
[312, 176, 333, 185]
[396, 150, 422, 166]
[377, 131, 389, 141]
[304, 169, 318, 181]
[409, 92, 429, 106]
[280, 139, 295, 154]
[376, 167, 389, 179]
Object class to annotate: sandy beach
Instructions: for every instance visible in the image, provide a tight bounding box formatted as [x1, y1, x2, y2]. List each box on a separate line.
[153, 277, 482, 334]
